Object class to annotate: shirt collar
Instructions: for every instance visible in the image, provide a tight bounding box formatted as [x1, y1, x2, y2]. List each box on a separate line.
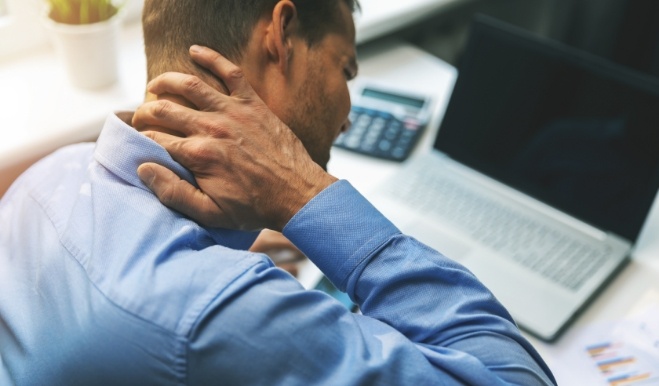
[94, 113, 197, 192]
[94, 113, 259, 249]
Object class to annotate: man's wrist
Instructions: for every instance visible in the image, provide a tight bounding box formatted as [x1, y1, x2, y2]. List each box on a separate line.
[283, 180, 400, 291]
[275, 167, 338, 231]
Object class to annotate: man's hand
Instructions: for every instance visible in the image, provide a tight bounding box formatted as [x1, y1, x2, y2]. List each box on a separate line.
[133, 46, 337, 231]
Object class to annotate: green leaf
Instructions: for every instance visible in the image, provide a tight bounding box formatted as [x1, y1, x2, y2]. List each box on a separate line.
[46, 0, 124, 25]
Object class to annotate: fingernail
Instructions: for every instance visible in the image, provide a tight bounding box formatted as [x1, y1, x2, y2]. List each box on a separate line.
[190, 45, 202, 53]
[137, 165, 155, 187]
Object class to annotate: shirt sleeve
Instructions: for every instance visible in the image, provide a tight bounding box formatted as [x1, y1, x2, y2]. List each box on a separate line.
[186, 180, 556, 386]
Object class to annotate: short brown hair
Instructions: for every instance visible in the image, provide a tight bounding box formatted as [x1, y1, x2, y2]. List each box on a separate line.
[143, 0, 358, 82]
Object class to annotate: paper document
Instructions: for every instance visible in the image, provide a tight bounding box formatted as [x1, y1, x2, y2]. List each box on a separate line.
[583, 315, 659, 385]
[542, 289, 659, 385]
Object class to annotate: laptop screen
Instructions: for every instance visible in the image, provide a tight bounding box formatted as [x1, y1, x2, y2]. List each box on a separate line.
[435, 16, 659, 242]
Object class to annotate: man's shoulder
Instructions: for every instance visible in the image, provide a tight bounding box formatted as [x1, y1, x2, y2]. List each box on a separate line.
[2, 142, 95, 210]
[20, 142, 96, 186]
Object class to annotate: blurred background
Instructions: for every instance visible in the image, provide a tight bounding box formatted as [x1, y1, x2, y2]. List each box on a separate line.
[2, 0, 658, 78]
[371, 0, 659, 81]
[1, 0, 658, 197]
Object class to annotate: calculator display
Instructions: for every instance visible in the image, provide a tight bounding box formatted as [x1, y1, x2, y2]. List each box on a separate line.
[362, 88, 426, 111]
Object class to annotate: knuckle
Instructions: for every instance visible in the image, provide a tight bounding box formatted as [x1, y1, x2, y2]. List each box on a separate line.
[203, 121, 231, 139]
[185, 140, 205, 156]
[152, 100, 173, 119]
[181, 75, 204, 93]
[228, 68, 244, 80]
[191, 142, 217, 163]
[181, 140, 214, 169]
[204, 92, 229, 112]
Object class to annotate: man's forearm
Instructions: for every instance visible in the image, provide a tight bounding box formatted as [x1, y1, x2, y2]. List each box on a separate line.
[284, 180, 556, 385]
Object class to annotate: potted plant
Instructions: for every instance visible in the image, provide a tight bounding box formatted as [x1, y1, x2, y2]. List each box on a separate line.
[47, 0, 121, 25]
[42, 0, 126, 89]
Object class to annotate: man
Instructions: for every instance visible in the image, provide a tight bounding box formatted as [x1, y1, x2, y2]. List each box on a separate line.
[0, 1, 555, 385]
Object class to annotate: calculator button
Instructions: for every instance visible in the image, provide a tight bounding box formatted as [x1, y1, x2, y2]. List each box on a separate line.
[363, 134, 378, 144]
[378, 140, 392, 152]
[371, 117, 387, 130]
[383, 128, 397, 140]
[392, 147, 407, 159]
[354, 123, 370, 132]
[389, 120, 402, 129]
[361, 136, 377, 150]
[400, 129, 416, 138]
[356, 113, 371, 123]
[365, 135, 379, 145]
[345, 137, 361, 149]
[368, 127, 384, 138]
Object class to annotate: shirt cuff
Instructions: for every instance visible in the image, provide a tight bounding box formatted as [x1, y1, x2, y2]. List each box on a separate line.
[283, 180, 400, 291]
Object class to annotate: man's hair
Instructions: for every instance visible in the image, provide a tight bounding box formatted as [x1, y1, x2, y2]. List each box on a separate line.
[143, 0, 358, 82]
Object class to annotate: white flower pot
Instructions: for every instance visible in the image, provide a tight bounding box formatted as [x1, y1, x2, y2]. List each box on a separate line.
[42, 10, 123, 90]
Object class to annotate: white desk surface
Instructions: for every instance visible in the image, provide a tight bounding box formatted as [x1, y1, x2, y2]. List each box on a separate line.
[327, 40, 659, 386]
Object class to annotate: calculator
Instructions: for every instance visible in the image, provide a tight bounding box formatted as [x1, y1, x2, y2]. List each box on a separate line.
[333, 80, 434, 161]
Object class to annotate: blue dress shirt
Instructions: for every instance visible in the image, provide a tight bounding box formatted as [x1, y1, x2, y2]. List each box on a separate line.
[0, 113, 556, 385]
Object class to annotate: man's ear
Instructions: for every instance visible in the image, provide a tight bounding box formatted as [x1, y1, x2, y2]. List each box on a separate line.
[266, 0, 300, 74]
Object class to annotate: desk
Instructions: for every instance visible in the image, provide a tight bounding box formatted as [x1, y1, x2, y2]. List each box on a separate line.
[324, 40, 659, 386]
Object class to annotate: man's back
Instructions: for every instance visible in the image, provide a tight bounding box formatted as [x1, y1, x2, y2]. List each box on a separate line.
[1, 114, 556, 386]
[0, 114, 261, 385]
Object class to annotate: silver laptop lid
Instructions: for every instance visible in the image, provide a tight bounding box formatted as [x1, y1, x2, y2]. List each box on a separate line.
[434, 15, 659, 243]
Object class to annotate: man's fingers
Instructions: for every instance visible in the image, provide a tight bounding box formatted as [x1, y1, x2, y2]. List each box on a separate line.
[133, 100, 204, 135]
[137, 163, 227, 228]
[141, 131, 224, 172]
[189, 45, 255, 98]
[146, 72, 228, 112]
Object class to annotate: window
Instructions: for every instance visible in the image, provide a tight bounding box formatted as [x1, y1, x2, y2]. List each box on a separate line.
[0, 0, 45, 58]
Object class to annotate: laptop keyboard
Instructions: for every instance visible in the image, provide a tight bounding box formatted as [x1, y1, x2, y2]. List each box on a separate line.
[383, 161, 613, 291]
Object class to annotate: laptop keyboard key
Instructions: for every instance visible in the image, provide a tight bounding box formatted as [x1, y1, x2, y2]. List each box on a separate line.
[383, 162, 613, 292]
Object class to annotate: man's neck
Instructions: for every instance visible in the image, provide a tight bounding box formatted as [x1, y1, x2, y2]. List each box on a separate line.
[116, 111, 136, 127]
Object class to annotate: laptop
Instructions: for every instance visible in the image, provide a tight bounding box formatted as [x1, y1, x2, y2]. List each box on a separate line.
[369, 15, 659, 342]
